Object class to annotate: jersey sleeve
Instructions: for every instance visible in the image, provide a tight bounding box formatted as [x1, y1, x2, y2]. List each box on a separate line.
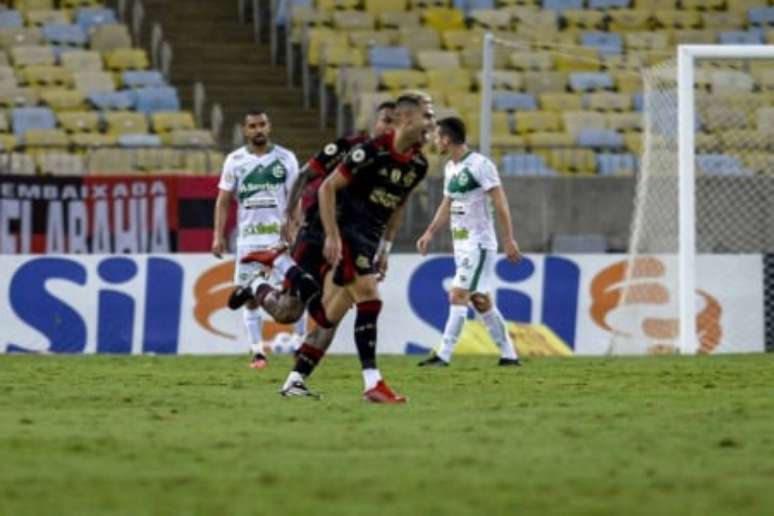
[217, 154, 237, 193]
[307, 138, 350, 178]
[475, 157, 502, 191]
[336, 141, 375, 181]
[285, 151, 300, 192]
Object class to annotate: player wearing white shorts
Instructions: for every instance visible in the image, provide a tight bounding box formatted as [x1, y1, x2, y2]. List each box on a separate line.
[416, 117, 521, 367]
[212, 109, 301, 368]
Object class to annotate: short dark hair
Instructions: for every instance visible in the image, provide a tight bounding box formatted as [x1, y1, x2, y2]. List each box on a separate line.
[244, 108, 268, 120]
[438, 117, 466, 145]
[376, 100, 396, 112]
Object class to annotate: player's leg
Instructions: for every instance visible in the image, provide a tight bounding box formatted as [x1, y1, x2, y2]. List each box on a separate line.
[418, 286, 470, 367]
[471, 292, 520, 366]
[235, 247, 268, 368]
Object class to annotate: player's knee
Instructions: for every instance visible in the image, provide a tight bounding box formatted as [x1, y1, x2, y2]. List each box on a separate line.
[352, 276, 379, 301]
[273, 295, 305, 324]
[449, 288, 470, 306]
[470, 293, 491, 312]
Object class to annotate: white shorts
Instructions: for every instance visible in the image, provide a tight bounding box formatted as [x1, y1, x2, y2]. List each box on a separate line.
[451, 246, 496, 293]
[234, 245, 284, 287]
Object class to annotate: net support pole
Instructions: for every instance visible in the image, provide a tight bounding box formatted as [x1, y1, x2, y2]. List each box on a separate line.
[480, 32, 494, 157]
[677, 46, 697, 356]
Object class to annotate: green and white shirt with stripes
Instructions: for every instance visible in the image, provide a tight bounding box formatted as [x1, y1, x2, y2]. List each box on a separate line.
[444, 150, 501, 253]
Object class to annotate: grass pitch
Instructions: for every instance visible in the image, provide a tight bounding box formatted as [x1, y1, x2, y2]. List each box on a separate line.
[1, 354, 774, 516]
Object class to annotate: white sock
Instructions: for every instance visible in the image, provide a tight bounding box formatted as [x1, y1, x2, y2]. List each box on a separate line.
[293, 314, 307, 339]
[480, 307, 517, 359]
[283, 371, 304, 390]
[274, 253, 296, 276]
[243, 307, 263, 355]
[362, 368, 382, 391]
[437, 304, 468, 363]
[248, 274, 270, 295]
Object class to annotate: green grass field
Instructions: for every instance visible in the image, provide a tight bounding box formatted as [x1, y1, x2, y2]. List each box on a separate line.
[2, 354, 774, 516]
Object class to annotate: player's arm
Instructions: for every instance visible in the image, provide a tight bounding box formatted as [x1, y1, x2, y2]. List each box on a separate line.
[281, 160, 312, 243]
[374, 203, 406, 280]
[487, 185, 521, 262]
[212, 188, 232, 258]
[318, 169, 350, 265]
[416, 196, 451, 255]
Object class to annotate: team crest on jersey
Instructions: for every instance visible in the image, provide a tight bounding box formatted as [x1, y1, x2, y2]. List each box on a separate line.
[324, 143, 338, 156]
[356, 255, 370, 269]
[352, 149, 366, 163]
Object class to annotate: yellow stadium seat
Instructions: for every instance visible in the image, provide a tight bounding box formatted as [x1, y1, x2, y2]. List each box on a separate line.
[625, 32, 669, 51]
[105, 111, 149, 135]
[23, 128, 69, 148]
[13, 0, 54, 13]
[349, 30, 397, 49]
[653, 10, 701, 29]
[459, 45, 509, 70]
[753, 69, 774, 92]
[514, 111, 561, 134]
[151, 112, 196, 134]
[167, 129, 216, 147]
[509, 51, 553, 71]
[757, 107, 774, 132]
[585, 92, 632, 112]
[288, 7, 331, 44]
[0, 134, 19, 151]
[719, 130, 771, 151]
[563, 111, 606, 137]
[0, 65, 16, 86]
[25, 9, 70, 26]
[523, 71, 567, 94]
[1, 152, 36, 174]
[624, 133, 642, 154]
[608, 10, 652, 32]
[700, 11, 744, 30]
[184, 150, 225, 175]
[726, 0, 765, 14]
[409, 0, 450, 8]
[62, 0, 104, 6]
[0, 27, 43, 50]
[320, 45, 365, 85]
[416, 50, 460, 70]
[422, 7, 465, 32]
[426, 68, 472, 95]
[669, 29, 717, 45]
[514, 10, 558, 35]
[136, 148, 184, 172]
[644, 0, 677, 10]
[540, 93, 582, 111]
[601, 54, 645, 71]
[72, 132, 118, 148]
[711, 70, 754, 94]
[0, 52, 9, 67]
[87, 148, 135, 174]
[41, 89, 85, 111]
[305, 29, 348, 67]
[445, 92, 480, 114]
[21, 65, 73, 88]
[555, 48, 600, 72]
[73, 71, 115, 93]
[379, 11, 421, 29]
[318, 0, 360, 10]
[475, 69, 522, 91]
[743, 153, 774, 175]
[0, 111, 9, 132]
[563, 9, 604, 30]
[365, 0, 407, 16]
[548, 149, 597, 174]
[470, 9, 512, 31]
[381, 69, 428, 91]
[58, 111, 99, 133]
[105, 48, 150, 71]
[0, 87, 40, 107]
[526, 132, 574, 148]
[60, 50, 103, 72]
[399, 27, 441, 52]
[681, 0, 724, 9]
[90, 24, 133, 52]
[702, 105, 750, 132]
[607, 112, 643, 132]
[332, 11, 376, 30]
[442, 30, 484, 51]
[11, 46, 54, 67]
[37, 152, 86, 176]
[768, 31, 774, 45]
[694, 132, 720, 153]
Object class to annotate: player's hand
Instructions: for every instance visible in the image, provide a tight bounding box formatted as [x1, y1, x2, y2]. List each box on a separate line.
[416, 231, 432, 255]
[504, 238, 521, 263]
[375, 252, 388, 281]
[324, 235, 342, 266]
[280, 216, 299, 245]
[212, 236, 226, 258]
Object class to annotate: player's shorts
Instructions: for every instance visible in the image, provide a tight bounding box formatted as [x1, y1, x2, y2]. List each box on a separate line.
[451, 245, 496, 293]
[333, 233, 379, 286]
[234, 245, 285, 287]
[291, 227, 328, 285]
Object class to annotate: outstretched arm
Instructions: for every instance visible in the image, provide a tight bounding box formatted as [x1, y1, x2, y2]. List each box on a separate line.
[488, 185, 521, 262]
[416, 196, 451, 255]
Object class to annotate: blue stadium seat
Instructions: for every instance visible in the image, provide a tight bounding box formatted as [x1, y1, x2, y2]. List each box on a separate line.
[543, 0, 584, 13]
[454, 0, 496, 13]
[273, 0, 313, 25]
[88, 91, 135, 110]
[581, 32, 622, 56]
[493, 92, 537, 111]
[719, 31, 764, 45]
[368, 46, 412, 72]
[501, 153, 556, 176]
[596, 153, 636, 176]
[569, 72, 614, 92]
[633, 92, 644, 111]
[748, 7, 774, 26]
[577, 128, 624, 148]
[42, 24, 89, 46]
[0, 10, 23, 28]
[122, 71, 167, 88]
[75, 8, 117, 31]
[131, 87, 181, 114]
[119, 134, 162, 147]
[588, 0, 630, 8]
[696, 154, 753, 176]
[12, 107, 56, 137]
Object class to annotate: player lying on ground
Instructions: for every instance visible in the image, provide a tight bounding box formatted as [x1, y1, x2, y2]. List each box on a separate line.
[211, 108, 302, 369]
[416, 117, 522, 367]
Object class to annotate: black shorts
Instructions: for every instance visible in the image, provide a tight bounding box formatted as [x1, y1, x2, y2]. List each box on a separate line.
[333, 233, 379, 286]
[291, 226, 328, 286]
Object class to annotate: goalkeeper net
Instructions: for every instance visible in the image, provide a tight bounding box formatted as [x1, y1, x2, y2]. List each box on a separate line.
[610, 45, 774, 355]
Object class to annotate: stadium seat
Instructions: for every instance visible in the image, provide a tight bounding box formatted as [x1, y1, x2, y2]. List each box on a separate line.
[25, 9, 70, 26]
[442, 30, 484, 51]
[581, 32, 622, 56]
[364, 0, 407, 15]
[167, 129, 216, 147]
[523, 72, 568, 94]
[757, 107, 774, 132]
[422, 8, 465, 32]
[563, 10, 605, 30]
[23, 128, 69, 149]
[588, 0, 630, 8]
[702, 105, 750, 131]
[321, 45, 366, 85]
[60, 49, 103, 72]
[577, 128, 624, 148]
[151, 111, 196, 134]
[696, 153, 752, 176]
[700, 12, 744, 30]
[399, 27, 442, 53]
[332, 10, 375, 30]
[726, 0, 767, 15]
[681, 0, 724, 9]
[87, 148, 134, 174]
[0, 87, 40, 107]
[445, 92, 480, 114]
[349, 30, 397, 49]
[524, 131, 574, 148]
[718, 129, 770, 151]
[514, 111, 561, 133]
[606, 111, 643, 132]
[555, 47, 600, 72]
[378, 11, 421, 29]
[57, 111, 99, 132]
[75, 7, 117, 31]
[41, 24, 88, 47]
[542, 0, 583, 13]
[476, 69, 522, 91]
[122, 70, 166, 89]
[547, 148, 597, 174]
[455, 0, 495, 12]
[119, 133, 162, 147]
[540, 92, 583, 111]
[11, 45, 54, 68]
[21, 65, 73, 88]
[12, 106, 55, 137]
[0, 65, 17, 86]
[624, 132, 642, 153]
[625, 32, 669, 51]
[509, 51, 553, 71]
[585, 91, 632, 111]
[0, 11, 24, 29]
[470, 9, 512, 30]
[653, 10, 702, 29]
[608, 9, 651, 32]
[87, 91, 134, 110]
[74, 71, 115, 93]
[105, 111, 149, 135]
[381, 69, 428, 91]
[89, 24, 132, 51]
[184, 150, 225, 175]
[131, 87, 180, 114]
[0, 27, 44, 49]
[514, 10, 559, 35]
[748, 7, 774, 26]
[563, 110, 606, 137]
[719, 31, 764, 45]
[596, 153, 636, 176]
[501, 152, 556, 176]
[416, 50, 460, 70]
[37, 152, 85, 175]
[426, 68, 472, 95]
[710, 70, 754, 93]
[493, 91, 537, 111]
[409, 0, 450, 8]
[14, 0, 55, 12]
[71, 132, 117, 147]
[743, 153, 774, 175]
[318, 0, 360, 9]
[569, 72, 614, 92]
[0, 152, 36, 174]
[105, 48, 149, 71]
[0, 133, 19, 151]
[368, 46, 412, 71]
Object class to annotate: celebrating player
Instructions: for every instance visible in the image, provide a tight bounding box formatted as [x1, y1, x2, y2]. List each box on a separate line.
[416, 117, 522, 367]
[211, 108, 300, 369]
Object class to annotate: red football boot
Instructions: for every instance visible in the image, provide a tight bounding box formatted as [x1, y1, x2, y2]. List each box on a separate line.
[363, 380, 407, 404]
[240, 244, 288, 268]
